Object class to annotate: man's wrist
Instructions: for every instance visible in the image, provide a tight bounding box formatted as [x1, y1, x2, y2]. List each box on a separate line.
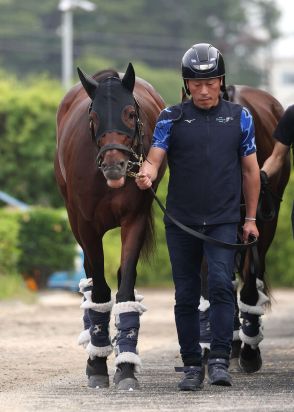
[244, 217, 256, 221]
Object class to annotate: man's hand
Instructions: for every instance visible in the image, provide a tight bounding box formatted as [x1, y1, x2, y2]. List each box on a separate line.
[135, 172, 152, 190]
[243, 221, 259, 243]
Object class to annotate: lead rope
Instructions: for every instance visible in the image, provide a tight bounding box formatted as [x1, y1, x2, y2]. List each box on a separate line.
[147, 185, 257, 250]
[147, 184, 261, 278]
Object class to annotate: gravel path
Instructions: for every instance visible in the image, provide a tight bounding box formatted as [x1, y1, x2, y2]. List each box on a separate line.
[0, 288, 293, 411]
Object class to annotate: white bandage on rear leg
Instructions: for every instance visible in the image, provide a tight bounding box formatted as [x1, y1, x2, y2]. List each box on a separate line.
[198, 296, 210, 312]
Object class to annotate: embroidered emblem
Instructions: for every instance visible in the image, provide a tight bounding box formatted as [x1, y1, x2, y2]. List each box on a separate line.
[184, 119, 196, 124]
[215, 116, 233, 123]
[127, 329, 137, 338]
[244, 320, 252, 327]
[93, 324, 102, 334]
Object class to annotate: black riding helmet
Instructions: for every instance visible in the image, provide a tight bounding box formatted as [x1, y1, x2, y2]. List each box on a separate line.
[181, 43, 228, 99]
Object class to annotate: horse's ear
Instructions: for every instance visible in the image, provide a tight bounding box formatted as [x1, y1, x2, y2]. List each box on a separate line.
[77, 67, 98, 100]
[121, 62, 135, 93]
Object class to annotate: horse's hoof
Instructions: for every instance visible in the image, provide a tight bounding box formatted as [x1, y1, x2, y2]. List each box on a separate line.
[229, 357, 240, 372]
[239, 347, 262, 373]
[113, 364, 140, 390]
[88, 375, 109, 388]
[115, 377, 140, 391]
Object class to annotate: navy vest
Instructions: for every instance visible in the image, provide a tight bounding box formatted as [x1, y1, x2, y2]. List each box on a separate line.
[165, 98, 243, 225]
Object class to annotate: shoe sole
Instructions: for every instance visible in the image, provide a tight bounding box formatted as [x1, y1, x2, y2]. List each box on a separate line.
[209, 379, 232, 386]
[178, 383, 204, 391]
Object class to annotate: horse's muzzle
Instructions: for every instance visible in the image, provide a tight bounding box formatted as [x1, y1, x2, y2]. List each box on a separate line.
[101, 163, 128, 188]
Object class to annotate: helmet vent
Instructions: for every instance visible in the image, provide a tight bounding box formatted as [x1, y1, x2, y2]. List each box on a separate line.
[192, 63, 215, 71]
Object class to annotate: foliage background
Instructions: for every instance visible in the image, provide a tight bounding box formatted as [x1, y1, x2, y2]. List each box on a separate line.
[0, 0, 281, 87]
[0, 0, 293, 294]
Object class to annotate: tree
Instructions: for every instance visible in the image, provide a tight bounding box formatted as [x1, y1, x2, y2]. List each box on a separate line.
[0, 73, 63, 206]
[0, 0, 281, 86]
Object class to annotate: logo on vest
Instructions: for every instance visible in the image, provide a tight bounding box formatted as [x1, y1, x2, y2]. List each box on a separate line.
[184, 119, 196, 124]
[215, 116, 233, 123]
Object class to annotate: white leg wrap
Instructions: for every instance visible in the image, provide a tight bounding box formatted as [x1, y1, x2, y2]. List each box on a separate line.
[232, 279, 239, 291]
[198, 296, 210, 312]
[239, 290, 269, 315]
[256, 278, 265, 291]
[79, 277, 114, 311]
[134, 289, 144, 303]
[77, 328, 91, 348]
[239, 328, 264, 349]
[233, 329, 240, 341]
[80, 292, 114, 312]
[113, 301, 145, 372]
[115, 351, 142, 373]
[78, 280, 113, 357]
[200, 342, 211, 350]
[113, 301, 147, 316]
[79, 277, 93, 292]
[86, 342, 113, 360]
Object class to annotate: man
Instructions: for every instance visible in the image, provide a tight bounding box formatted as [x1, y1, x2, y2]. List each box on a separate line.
[262, 105, 294, 176]
[261, 105, 294, 235]
[135, 43, 260, 390]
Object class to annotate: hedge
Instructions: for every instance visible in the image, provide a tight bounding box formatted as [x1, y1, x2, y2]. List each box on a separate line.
[266, 170, 294, 286]
[0, 208, 76, 288]
[0, 171, 293, 292]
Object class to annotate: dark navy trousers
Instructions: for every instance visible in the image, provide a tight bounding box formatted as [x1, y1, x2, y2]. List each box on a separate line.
[165, 222, 237, 365]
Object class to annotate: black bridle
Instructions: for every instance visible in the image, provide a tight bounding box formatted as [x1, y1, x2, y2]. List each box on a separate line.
[89, 99, 146, 176]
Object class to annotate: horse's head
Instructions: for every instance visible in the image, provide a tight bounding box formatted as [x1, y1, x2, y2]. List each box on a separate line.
[77, 63, 138, 188]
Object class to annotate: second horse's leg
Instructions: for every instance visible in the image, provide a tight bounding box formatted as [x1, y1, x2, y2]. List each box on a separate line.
[238, 248, 269, 373]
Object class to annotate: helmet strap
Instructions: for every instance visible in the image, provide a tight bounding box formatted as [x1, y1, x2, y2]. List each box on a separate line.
[221, 76, 229, 101]
[183, 80, 191, 96]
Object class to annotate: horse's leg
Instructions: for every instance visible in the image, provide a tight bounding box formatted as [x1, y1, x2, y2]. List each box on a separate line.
[199, 261, 211, 362]
[76, 221, 113, 388]
[238, 246, 269, 373]
[200, 259, 241, 367]
[225, 246, 242, 368]
[113, 216, 148, 390]
[229, 271, 242, 371]
[63, 208, 95, 363]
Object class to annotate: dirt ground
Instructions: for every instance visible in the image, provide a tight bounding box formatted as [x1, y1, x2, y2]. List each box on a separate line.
[0, 288, 293, 412]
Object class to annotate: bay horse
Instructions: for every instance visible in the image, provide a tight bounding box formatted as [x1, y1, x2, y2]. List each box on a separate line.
[200, 85, 291, 373]
[54, 63, 166, 390]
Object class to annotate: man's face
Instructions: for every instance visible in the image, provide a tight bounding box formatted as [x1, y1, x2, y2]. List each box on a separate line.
[187, 77, 221, 109]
